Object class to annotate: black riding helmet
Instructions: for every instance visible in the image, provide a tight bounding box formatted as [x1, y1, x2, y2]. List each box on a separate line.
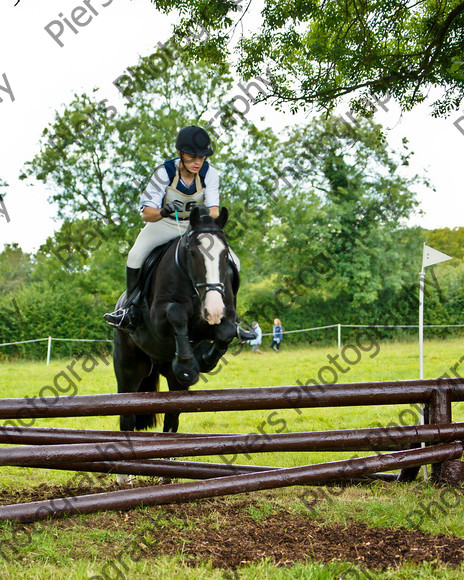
[176, 126, 214, 157]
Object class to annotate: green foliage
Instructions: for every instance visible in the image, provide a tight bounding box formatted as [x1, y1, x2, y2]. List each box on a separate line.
[19, 44, 232, 227]
[150, 0, 464, 115]
[275, 116, 423, 302]
[425, 226, 464, 260]
[5, 44, 462, 360]
[237, 113, 430, 331]
[8, 45, 286, 356]
[0, 243, 33, 294]
[0, 222, 122, 358]
[19, 43, 280, 269]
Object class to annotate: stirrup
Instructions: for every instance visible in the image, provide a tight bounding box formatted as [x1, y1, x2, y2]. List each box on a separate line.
[236, 321, 256, 342]
[103, 308, 127, 327]
[103, 307, 138, 332]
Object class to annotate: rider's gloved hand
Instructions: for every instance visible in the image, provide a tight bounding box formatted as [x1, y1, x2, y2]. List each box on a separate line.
[160, 200, 183, 217]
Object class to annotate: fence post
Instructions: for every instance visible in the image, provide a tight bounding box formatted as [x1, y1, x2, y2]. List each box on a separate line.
[429, 386, 452, 483]
[46, 336, 52, 366]
[337, 323, 341, 351]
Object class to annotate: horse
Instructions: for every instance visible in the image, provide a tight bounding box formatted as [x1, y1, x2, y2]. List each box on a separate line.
[112, 205, 250, 439]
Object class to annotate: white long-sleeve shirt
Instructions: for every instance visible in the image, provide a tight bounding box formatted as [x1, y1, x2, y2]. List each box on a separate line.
[140, 158, 220, 209]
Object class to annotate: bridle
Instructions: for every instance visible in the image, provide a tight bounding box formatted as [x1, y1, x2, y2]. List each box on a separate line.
[175, 228, 226, 300]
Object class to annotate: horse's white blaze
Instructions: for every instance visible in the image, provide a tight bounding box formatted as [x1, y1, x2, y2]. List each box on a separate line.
[199, 234, 226, 324]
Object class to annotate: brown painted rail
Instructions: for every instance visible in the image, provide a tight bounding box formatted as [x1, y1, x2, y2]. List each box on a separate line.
[1, 422, 464, 466]
[28, 459, 281, 479]
[0, 443, 460, 522]
[3, 422, 464, 450]
[0, 425, 221, 445]
[0, 378, 463, 420]
[26, 459, 397, 483]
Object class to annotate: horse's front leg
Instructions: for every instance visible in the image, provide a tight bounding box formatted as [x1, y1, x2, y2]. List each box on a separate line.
[194, 317, 236, 373]
[166, 302, 200, 386]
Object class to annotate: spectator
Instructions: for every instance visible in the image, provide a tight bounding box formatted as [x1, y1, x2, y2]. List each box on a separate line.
[270, 318, 283, 351]
[249, 321, 263, 354]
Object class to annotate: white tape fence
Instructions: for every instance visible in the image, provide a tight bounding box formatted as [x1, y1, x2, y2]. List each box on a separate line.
[0, 336, 113, 365]
[1, 323, 464, 364]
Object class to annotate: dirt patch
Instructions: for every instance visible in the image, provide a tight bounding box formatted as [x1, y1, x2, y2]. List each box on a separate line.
[0, 478, 154, 506]
[152, 502, 464, 571]
[1, 484, 464, 571]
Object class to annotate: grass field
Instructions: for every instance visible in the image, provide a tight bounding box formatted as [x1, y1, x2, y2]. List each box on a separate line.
[0, 337, 464, 579]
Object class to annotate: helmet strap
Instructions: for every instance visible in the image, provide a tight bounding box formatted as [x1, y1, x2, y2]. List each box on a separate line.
[179, 152, 196, 176]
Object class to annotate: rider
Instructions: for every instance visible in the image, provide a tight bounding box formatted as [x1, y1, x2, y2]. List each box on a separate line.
[104, 125, 252, 339]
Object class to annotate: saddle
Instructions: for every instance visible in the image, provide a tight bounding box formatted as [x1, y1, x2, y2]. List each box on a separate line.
[138, 238, 177, 297]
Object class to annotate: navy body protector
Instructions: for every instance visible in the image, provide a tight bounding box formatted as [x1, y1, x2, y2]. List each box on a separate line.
[163, 158, 209, 193]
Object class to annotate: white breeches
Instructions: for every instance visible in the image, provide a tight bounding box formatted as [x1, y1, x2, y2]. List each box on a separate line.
[127, 218, 240, 270]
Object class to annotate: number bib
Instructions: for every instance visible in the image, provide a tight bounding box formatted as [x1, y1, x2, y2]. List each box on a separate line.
[162, 171, 205, 219]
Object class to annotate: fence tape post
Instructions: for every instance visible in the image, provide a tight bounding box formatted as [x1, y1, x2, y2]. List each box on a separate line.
[338, 323, 341, 352]
[46, 336, 52, 366]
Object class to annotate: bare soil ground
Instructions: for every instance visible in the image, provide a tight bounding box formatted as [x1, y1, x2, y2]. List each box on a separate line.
[1, 482, 464, 571]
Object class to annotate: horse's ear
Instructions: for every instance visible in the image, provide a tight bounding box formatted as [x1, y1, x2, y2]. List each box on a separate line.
[190, 206, 201, 227]
[215, 207, 228, 229]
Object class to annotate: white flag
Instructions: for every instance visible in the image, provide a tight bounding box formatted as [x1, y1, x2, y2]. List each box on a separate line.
[422, 244, 453, 270]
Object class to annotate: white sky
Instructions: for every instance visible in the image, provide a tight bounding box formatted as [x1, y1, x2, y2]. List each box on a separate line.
[1, 0, 463, 253]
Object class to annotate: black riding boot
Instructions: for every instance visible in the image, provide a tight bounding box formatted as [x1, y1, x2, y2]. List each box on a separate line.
[235, 319, 257, 342]
[103, 267, 141, 332]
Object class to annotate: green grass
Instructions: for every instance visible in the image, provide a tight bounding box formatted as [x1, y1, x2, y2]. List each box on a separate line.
[1, 338, 464, 578]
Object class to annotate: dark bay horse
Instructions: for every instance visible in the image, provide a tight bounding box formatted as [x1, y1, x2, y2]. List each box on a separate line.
[112, 205, 247, 438]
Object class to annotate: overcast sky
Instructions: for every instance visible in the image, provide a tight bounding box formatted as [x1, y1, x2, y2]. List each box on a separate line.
[1, 0, 463, 253]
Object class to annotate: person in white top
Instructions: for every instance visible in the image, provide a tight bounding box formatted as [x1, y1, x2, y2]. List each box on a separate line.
[104, 126, 221, 330]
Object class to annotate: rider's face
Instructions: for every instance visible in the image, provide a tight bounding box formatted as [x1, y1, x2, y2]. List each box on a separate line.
[180, 152, 206, 173]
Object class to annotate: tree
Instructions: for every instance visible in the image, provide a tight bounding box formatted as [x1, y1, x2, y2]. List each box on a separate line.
[17, 39, 438, 343]
[32, 218, 131, 308]
[425, 226, 464, 261]
[239, 113, 428, 328]
[0, 227, 119, 356]
[151, 0, 464, 116]
[0, 243, 32, 295]
[20, 43, 281, 273]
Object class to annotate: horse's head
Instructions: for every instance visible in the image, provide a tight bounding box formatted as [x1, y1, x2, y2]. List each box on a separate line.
[186, 206, 229, 325]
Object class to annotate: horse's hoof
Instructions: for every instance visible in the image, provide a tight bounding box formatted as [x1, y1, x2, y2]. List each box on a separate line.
[172, 359, 199, 386]
[178, 370, 199, 386]
[194, 342, 217, 373]
[199, 359, 216, 373]
[116, 474, 132, 485]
